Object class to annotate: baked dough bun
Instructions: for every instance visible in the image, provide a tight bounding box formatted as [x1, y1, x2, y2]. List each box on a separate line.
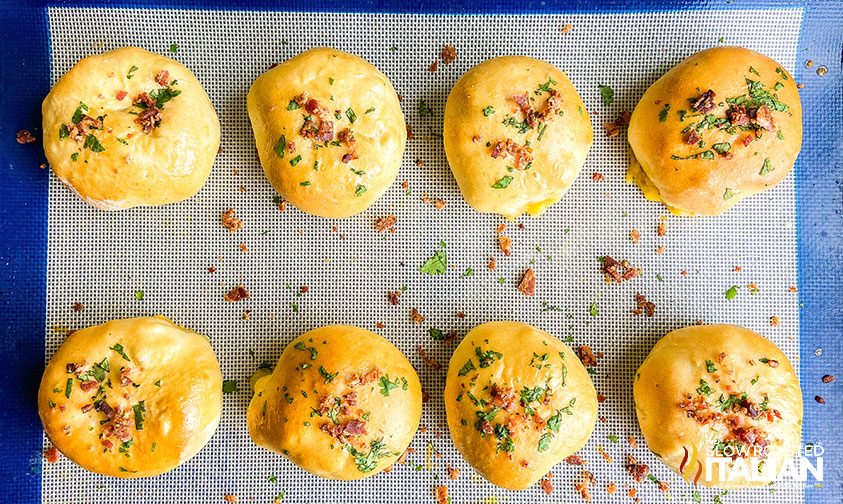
[37, 316, 222, 478]
[42, 46, 220, 210]
[627, 47, 802, 215]
[634, 324, 802, 488]
[444, 321, 598, 490]
[247, 48, 406, 218]
[443, 56, 593, 219]
[247, 325, 422, 479]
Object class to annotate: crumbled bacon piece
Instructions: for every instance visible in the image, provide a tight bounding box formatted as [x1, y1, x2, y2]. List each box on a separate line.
[490, 383, 518, 412]
[410, 308, 425, 324]
[79, 380, 98, 392]
[490, 138, 533, 169]
[71, 302, 84, 312]
[684, 129, 701, 145]
[679, 394, 722, 424]
[296, 94, 335, 142]
[115, 90, 128, 101]
[632, 293, 656, 317]
[727, 105, 750, 126]
[65, 114, 103, 142]
[337, 128, 358, 162]
[657, 222, 666, 236]
[348, 368, 382, 387]
[691, 89, 716, 113]
[221, 208, 243, 232]
[656, 245, 666, 255]
[565, 454, 587, 465]
[44, 446, 60, 463]
[575, 471, 596, 502]
[498, 235, 512, 256]
[754, 105, 776, 131]
[487, 256, 497, 270]
[592, 172, 604, 182]
[822, 374, 836, 383]
[16, 129, 36, 144]
[154, 70, 170, 86]
[435, 485, 449, 504]
[387, 291, 401, 305]
[577, 345, 599, 368]
[433, 198, 446, 210]
[625, 454, 650, 482]
[418, 345, 442, 369]
[541, 477, 554, 494]
[770, 316, 780, 326]
[603, 111, 631, 137]
[406, 123, 413, 140]
[440, 45, 457, 65]
[600, 255, 640, 284]
[133, 93, 162, 134]
[223, 495, 237, 503]
[344, 419, 367, 436]
[428, 60, 439, 73]
[81, 403, 93, 413]
[375, 215, 397, 233]
[816, 395, 826, 404]
[224, 285, 250, 302]
[517, 268, 536, 296]
[630, 229, 640, 243]
[447, 465, 460, 480]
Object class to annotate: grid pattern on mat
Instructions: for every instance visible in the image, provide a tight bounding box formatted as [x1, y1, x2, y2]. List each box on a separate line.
[44, 7, 804, 503]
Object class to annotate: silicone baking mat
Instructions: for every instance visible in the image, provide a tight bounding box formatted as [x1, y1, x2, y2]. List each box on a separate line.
[37, 6, 808, 503]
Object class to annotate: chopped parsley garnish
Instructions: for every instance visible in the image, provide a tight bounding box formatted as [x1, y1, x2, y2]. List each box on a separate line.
[496, 424, 515, 453]
[300, 181, 311, 186]
[775, 67, 789, 81]
[59, 123, 69, 139]
[355, 184, 367, 197]
[760, 158, 773, 175]
[274, 135, 286, 157]
[589, 302, 599, 317]
[749, 66, 761, 76]
[658, 103, 671, 122]
[696, 379, 714, 396]
[149, 86, 182, 108]
[474, 407, 499, 434]
[286, 99, 301, 110]
[83, 134, 105, 153]
[169, 43, 179, 53]
[462, 267, 474, 277]
[127, 65, 139, 79]
[608, 434, 619, 443]
[598, 84, 614, 106]
[717, 392, 748, 412]
[492, 176, 513, 189]
[89, 358, 109, 382]
[364, 107, 375, 114]
[222, 380, 238, 394]
[347, 439, 393, 473]
[725, 285, 739, 300]
[289, 155, 302, 166]
[70, 152, 79, 162]
[712, 142, 731, 154]
[774, 82, 784, 91]
[319, 366, 338, 384]
[482, 105, 495, 116]
[293, 341, 318, 360]
[110, 343, 131, 361]
[417, 100, 433, 117]
[429, 328, 445, 340]
[536, 77, 557, 95]
[64, 378, 73, 398]
[706, 360, 717, 373]
[457, 359, 476, 376]
[723, 188, 735, 201]
[345, 108, 357, 123]
[132, 401, 146, 430]
[419, 246, 447, 275]
[378, 375, 399, 396]
[475, 347, 503, 368]
[71, 102, 89, 124]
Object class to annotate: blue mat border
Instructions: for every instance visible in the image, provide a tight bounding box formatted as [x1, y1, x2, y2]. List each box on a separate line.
[1, 1, 839, 502]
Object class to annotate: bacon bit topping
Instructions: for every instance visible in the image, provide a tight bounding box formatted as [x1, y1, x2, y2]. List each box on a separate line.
[71, 302, 84, 312]
[487, 256, 497, 270]
[657, 222, 667, 236]
[16, 129, 36, 144]
[541, 477, 554, 494]
[691, 89, 716, 113]
[375, 215, 397, 233]
[433, 198, 446, 210]
[577, 345, 600, 368]
[428, 61, 439, 73]
[656, 245, 666, 255]
[418, 345, 442, 370]
[224, 285, 250, 302]
[683, 129, 701, 145]
[489, 383, 518, 412]
[770, 316, 780, 327]
[337, 128, 359, 162]
[79, 380, 98, 392]
[220, 208, 243, 232]
[565, 455, 587, 465]
[597, 445, 612, 463]
[498, 235, 512, 256]
[447, 465, 460, 480]
[754, 105, 776, 131]
[816, 395, 826, 404]
[490, 138, 533, 169]
[387, 291, 401, 305]
[348, 368, 382, 388]
[517, 268, 536, 296]
[115, 90, 128, 101]
[65, 114, 102, 143]
[788, 285, 798, 293]
[274, 197, 287, 212]
[592, 172, 604, 182]
[133, 93, 162, 134]
[406, 123, 413, 140]
[223, 495, 237, 503]
[822, 374, 836, 384]
[630, 229, 640, 243]
[395, 448, 412, 465]
[632, 293, 656, 317]
[623, 455, 649, 483]
[679, 394, 721, 424]
[764, 359, 779, 368]
[119, 368, 134, 387]
[471, 134, 481, 142]
[440, 45, 457, 65]
[727, 105, 750, 126]
[600, 255, 641, 284]
[575, 471, 596, 502]
[154, 70, 170, 87]
[410, 308, 425, 324]
[435, 485, 449, 504]
[603, 111, 631, 137]
[44, 446, 61, 463]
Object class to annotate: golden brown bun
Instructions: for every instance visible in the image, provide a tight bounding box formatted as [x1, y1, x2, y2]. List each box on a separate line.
[634, 324, 802, 488]
[628, 47, 802, 215]
[37, 316, 222, 478]
[247, 48, 406, 218]
[247, 325, 422, 479]
[444, 56, 593, 219]
[443, 321, 597, 490]
[42, 46, 220, 210]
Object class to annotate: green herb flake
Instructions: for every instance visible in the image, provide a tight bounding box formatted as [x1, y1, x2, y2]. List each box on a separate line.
[482, 105, 495, 116]
[537, 433, 552, 452]
[83, 134, 105, 153]
[475, 347, 503, 368]
[289, 155, 302, 166]
[759, 158, 773, 175]
[607, 434, 619, 443]
[64, 378, 73, 398]
[274, 135, 287, 158]
[723, 188, 735, 201]
[110, 343, 131, 361]
[712, 142, 731, 154]
[457, 359, 476, 376]
[696, 379, 714, 396]
[345, 108, 358, 123]
[319, 366, 339, 384]
[127, 65, 139, 79]
[706, 360, 718, 373]
[749, 66, 761, 76]
[132, 401, 146, 430]
[378, 375, 399, 396]
[419, 247, 447, 275]
[58, 123, 69, 139]
[774, 82, 784, 91]
[222, 380, 238, 394]
[775, 67, 789, 81]
[70, 152, 79, 162]
[134, 290, 144, 301]
[658, 103, 671, 122]
[428, 328, 446, 341]
[169, 43, 179, 53]
[492, 176, 513, 189]
[589, 302, 599, 317]
[149, 87, 181, 108]
[355, 184, 367, 197]
[299, 181, 311, 186]
[286, 100, 301, 111]
[598, 84, 614, 106]
[293, 341, 318, 360]
[725, 285, 739, 300]
[417, 100, 433, 117]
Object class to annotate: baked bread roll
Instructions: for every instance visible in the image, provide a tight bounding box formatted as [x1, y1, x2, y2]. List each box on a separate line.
[37, 316, 222, 478]
[627, 47, 802, 215]
[42, 46, 220, 210]
[247, 48, 406, 218]
[443, 321, 598, 490]
[247, 325, 422, 479]
[443, 56, 593, 219]
[634, 324, 802, 488]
